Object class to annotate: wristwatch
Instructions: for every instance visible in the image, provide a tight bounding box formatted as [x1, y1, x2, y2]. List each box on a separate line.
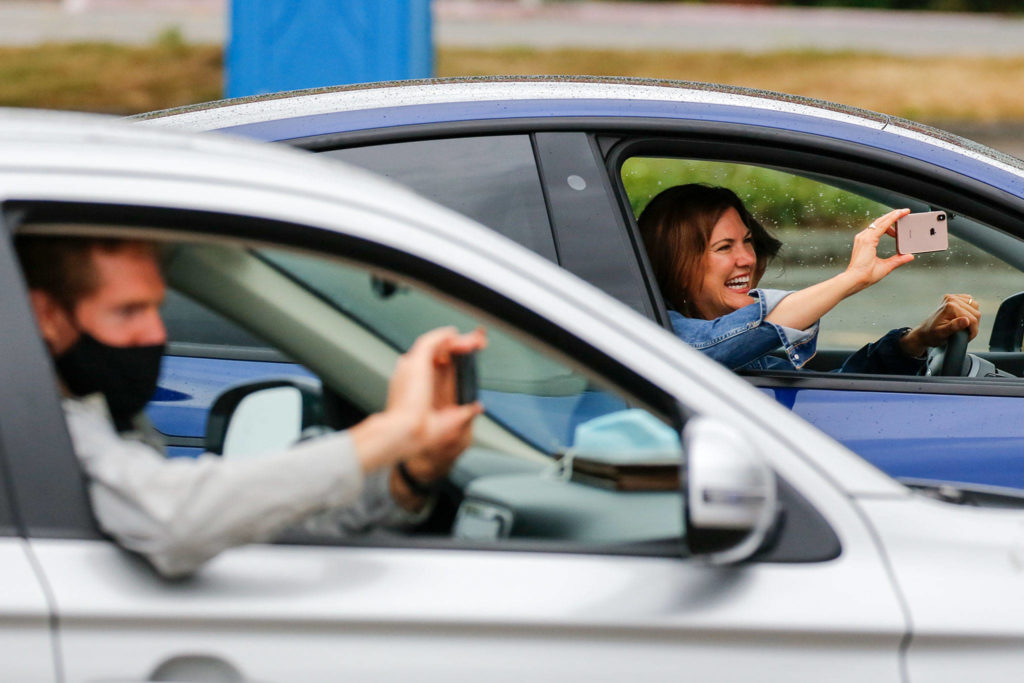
[396, 461, 440, 497]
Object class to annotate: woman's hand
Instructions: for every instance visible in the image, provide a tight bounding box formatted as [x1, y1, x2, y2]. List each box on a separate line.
[843, 208, 914, 292]
[766, 208, 915, 332]
[900, 294, 981, 358]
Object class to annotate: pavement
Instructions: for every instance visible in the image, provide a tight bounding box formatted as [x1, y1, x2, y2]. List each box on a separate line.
[437, 1, 1024, 55]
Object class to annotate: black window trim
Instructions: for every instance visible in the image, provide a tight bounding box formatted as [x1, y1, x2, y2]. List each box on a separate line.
[604, 133, 1024, 243]
[531, 131, 655, 319]
[284, 115, 1024, 236]
[283, 115, 1024, 229]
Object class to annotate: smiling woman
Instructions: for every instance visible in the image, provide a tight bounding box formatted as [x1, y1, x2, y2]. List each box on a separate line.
[637, 183, 980, 374]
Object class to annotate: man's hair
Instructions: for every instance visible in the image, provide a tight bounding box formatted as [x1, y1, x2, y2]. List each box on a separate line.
[15, 236, 156, 312]
[638, 184, 782, 318]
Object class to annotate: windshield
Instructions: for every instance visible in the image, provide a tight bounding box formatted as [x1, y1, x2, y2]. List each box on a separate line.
[258, 249, 629, 455]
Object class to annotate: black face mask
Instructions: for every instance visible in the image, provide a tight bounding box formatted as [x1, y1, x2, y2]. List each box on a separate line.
[55, 332, 165, 432]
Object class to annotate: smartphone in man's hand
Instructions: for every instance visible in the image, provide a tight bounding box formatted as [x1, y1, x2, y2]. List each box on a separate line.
[452, 352, 478, 405]
[896, 210, 949, 255]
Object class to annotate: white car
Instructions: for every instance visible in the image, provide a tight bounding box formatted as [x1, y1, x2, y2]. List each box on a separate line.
[0, 109, 1020, 682]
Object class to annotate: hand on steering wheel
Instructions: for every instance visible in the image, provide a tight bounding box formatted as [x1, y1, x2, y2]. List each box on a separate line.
[925, 329, 970, 376]
[904, 294, 981, 367]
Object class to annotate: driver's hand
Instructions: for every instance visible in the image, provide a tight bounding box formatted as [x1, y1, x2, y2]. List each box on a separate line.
[900, 294, 981, 358]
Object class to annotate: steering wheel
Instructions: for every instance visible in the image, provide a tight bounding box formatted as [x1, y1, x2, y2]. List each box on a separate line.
[925, 329, 970, 377]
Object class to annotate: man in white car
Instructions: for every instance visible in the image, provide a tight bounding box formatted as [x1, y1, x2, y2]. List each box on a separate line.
[17, 236, 485, 577]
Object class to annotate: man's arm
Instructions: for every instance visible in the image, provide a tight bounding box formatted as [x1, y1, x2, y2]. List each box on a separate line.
[68, 394, 369, 577]
[67, 327, 486, 578]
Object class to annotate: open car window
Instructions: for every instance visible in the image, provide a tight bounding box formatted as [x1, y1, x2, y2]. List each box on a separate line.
[257, 248, 630, 455]
[622, 157, 1024, 359]
[156, 239, 685, 550]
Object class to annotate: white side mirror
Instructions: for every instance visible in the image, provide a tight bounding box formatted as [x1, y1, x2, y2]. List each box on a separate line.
[683, 417, 777, 564]
[205, 378, 323, 459]
[222, 386, 303, 459]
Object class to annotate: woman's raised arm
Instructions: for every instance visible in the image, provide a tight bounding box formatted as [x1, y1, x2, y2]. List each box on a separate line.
[765, 208, 912, 331]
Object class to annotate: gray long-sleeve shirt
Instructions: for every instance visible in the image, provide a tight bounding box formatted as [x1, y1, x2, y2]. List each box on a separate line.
[63, 394, 412, 578]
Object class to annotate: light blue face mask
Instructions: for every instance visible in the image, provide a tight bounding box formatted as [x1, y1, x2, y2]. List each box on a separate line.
[570, 409, 682, 464]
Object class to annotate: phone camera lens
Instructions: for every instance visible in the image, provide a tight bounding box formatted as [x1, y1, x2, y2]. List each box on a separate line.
[938, 214, 946, 221]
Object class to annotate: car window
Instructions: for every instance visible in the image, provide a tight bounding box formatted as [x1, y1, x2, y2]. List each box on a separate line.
[622, 157, 1023, 354]
[259, 248, 630, 455]
[28, 230, 683, 552]
[154, 291, 315, 453]
[325, 136, 558, 263]
[169, 242, 683, 549]
[163, 290, 267, 349]
[154, 250, 631, 459]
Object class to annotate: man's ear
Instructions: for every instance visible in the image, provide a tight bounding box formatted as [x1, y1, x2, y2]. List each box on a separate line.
[28, 290, 77, 354]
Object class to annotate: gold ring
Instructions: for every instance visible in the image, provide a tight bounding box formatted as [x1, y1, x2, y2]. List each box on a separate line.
[969, 297, 975, 306]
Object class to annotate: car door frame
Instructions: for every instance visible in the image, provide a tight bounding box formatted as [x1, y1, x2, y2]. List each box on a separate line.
[0, 213, 84, 680]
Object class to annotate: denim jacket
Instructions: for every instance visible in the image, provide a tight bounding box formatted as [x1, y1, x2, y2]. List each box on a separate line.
[669, 288, 925, 374]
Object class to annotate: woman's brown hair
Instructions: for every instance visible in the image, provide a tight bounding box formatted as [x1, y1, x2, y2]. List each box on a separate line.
[637, 184, 781, 318]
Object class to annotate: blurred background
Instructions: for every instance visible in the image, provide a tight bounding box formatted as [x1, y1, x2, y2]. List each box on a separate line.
[1, 0, 1020, 159]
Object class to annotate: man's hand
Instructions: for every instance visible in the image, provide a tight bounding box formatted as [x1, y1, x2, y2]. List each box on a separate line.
[900, 294, 981, 358]
[385, 326, 487, 509]
[349, 326, 486, 501]
[390, 326, 486, 469]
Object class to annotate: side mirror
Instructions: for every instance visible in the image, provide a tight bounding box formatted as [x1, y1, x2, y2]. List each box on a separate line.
[682, 417, 778, 565]
[205, 378, 324, 459]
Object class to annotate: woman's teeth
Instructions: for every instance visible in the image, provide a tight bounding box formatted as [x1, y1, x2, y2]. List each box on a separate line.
[725, 277, 750, 290]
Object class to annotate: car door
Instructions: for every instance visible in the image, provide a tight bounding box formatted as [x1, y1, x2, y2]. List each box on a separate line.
[4, 189, 908, 683]
[0, 232, 80, 681]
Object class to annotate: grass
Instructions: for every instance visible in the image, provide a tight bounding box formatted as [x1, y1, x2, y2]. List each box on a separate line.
[2, 41, 1024, 122]
[0, 40, 221, 114]
[621, 157, 888, 227]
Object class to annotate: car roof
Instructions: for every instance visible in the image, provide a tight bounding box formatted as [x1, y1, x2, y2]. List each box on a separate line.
[133, 76, 1024, 181]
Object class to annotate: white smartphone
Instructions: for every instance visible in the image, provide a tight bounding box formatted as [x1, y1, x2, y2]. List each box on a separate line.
[896, 210, 948, 255]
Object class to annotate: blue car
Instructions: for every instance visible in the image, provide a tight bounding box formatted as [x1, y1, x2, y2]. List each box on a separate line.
[138, 77, 1024, 491]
